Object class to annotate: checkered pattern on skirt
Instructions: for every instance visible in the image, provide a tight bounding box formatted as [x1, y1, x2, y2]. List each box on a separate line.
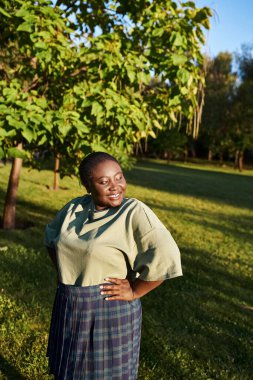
[47, 283, 142, 380]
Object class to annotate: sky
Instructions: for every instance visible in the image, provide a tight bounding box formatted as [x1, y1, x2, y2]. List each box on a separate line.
[194, 0, 253, 58]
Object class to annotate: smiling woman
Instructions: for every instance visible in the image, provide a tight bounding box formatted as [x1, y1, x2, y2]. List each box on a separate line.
[44, 152, 183, 380]
[84, 159, 127, 210]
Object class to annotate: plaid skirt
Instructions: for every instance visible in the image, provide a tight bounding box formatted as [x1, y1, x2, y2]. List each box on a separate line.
[47, 283, 142, 380]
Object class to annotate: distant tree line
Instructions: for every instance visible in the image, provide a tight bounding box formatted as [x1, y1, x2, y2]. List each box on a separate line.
[145, 46, 253, 171]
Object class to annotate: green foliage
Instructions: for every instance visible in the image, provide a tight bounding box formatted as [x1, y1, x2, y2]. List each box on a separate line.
[148, 127, 187, 159]
[0, 161, 253, 379]
[199, 52, 236, 158]
[199, 47, 253, 164]
[0, 0, 211, 173]
[231, 44, 253, 153]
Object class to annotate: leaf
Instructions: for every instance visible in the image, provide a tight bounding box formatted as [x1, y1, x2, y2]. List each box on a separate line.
[0, 7, 11, 18]
[3, 88, 18, 102]
[170, 32, 183, 47]
[82, 99, 92, 108]
[15, 8, 28, 18]
[148, 130, 157, 138]
[153, 120, 163, 129]
[5, 129, 17, 138]
[35, 31, 52, 39]
[169, 111, 178, 123]
[183, 2, 196, 7]
[152, 28, 164, 37]
[21, 128, 34, 143]
[105, 98, 114, 112]
[169, 96, 181, 106]
[126, 67, 136, 83]
[58, 124, 72, 137]
[137, 71, 150, 84]
[0, 147, 4, 158]
[91, 101, 103, 116]
[116, 115, 125, 126]
[6, 116, 26, 129]
[38, 135, 47, 145]
[35, 97, 47, 109]
[180, 86, 188, 95]
[90, 142, 106, 152]
[34, 41, 48, 50]
[177, 68, 191, 84]
[7, 147, 27, 159]
[171, 54, 188, 66]
[77, 123, 90, 134]
[17, 22, 33, 33]
[0, 128, 8, 137]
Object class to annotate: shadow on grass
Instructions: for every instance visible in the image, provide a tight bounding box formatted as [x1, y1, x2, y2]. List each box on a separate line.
[139, 246, 253, 379]
[0, 186, 58, 313]
[0, 354, 26, 380]
[125, 160, 253, 210]
[145, 201, 253, 245]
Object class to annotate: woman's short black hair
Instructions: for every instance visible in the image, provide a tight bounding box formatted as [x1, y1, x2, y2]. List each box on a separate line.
[79, 152, 119, 190]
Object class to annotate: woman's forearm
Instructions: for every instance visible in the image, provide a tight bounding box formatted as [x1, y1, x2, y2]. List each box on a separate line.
[47, 246, 58, 271]
[132, 279, 163, 299]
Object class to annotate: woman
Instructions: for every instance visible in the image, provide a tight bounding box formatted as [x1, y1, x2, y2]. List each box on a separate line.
[45, 152, 182, 380]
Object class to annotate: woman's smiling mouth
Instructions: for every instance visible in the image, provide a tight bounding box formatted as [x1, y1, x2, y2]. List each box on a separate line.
[108, 193, 120, 199]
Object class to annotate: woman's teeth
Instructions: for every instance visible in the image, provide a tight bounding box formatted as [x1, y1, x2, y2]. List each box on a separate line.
[109, 194, 119, 198]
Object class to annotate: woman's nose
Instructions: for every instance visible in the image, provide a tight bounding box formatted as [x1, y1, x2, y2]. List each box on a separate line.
[109, 181, 117, 190]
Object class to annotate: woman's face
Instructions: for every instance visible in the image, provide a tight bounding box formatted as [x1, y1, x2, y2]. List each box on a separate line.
[88, 160, 127, 210]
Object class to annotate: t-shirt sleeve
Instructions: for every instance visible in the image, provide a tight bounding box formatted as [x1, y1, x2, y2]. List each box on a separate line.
[131, 201, 183, 281]
[132, 227, 182, 281]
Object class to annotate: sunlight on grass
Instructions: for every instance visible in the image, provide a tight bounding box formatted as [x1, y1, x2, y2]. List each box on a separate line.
[0, 160, 253, 379]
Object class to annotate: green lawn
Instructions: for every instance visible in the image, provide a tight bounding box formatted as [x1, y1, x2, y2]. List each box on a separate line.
[0, 160, 253, 380]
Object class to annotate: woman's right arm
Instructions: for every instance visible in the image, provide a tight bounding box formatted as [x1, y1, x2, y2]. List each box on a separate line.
[47, 246, 58, 271]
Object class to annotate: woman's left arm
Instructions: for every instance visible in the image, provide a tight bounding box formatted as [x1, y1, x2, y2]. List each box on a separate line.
[100, 278, 163, 301]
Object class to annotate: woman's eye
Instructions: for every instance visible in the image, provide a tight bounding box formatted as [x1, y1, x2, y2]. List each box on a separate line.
[116, 175, 123, 181]
[99, 180, 108, 185]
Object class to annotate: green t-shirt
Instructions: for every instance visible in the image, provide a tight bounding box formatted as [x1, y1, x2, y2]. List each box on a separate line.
[44, 195, 182, 286]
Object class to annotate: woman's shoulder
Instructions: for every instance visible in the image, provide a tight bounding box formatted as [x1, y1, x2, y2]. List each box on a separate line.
[56, 194, 91, 216]
[69, 194, 91, 207]
[123, 198, 161, 227]
[124, 197, 153, 213]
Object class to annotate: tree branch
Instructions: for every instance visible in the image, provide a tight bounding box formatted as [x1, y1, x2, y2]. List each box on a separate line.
[23, 74, 39, 92]
[70, 66, 87, 77]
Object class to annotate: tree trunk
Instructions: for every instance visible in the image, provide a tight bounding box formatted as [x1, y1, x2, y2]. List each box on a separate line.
[238, 151, 244, 172]
[144, 138, 148, 153]
[3, 143, 23, 230]
[164, 150, 171, 163]
[190, 146, 196, 158]
[234, 150, 239, 169]
[207, 149, 213, 161]
[53, 154, 60, 190]
[184, 148, 188, 163]
[219, 152, 223, 164]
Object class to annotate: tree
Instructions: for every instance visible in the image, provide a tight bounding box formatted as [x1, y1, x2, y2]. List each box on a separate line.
[230, 44, 253, 171]
[0, 0, 84, 227]
[0, 0, 212, 228]
[148, 127, 187, 161]
[199, 52, 236, 162]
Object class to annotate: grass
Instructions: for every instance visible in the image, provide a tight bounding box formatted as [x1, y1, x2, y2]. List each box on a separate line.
[0, 159, 253, 379]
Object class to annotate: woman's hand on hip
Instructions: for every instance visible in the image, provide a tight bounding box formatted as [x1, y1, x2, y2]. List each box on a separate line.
[100, 278, 135, 301]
